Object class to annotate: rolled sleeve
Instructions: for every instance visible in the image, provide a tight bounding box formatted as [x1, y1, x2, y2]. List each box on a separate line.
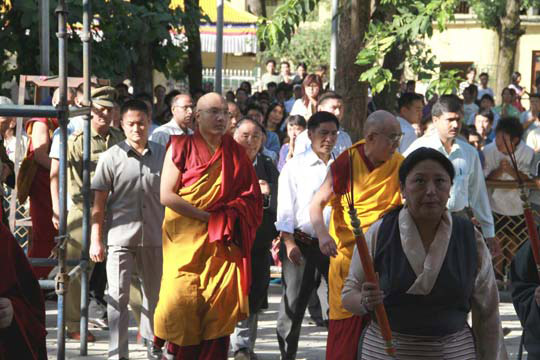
[91, 151, 113, 192]
[469, 151, 495, 238]
[275, 162, 296, 234]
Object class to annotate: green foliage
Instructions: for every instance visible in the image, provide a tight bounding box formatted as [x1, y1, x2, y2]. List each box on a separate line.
[356, 0, 459, 94]
[0, 0, 202, 87]
[426, 69, 462, 96]
[257, 0, 319, 47]
[259, 20, 331, 71]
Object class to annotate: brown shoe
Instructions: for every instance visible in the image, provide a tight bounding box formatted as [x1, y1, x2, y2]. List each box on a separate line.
[67, 331, 96, 342]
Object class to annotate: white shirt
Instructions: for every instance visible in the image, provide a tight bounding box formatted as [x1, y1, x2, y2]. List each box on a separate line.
[293, 128, 352, 158]
[149, 119, 193, 146]
[396, 116, 417, 154]
[289, 99, 313, 119]
[49, 115, 86, 159]
[404, 133, 495, 238]
[483, 141, 534, 216]
[526, 127, 540, 152]
[463, 103, 479, 126]
[275, 146, 332, 237]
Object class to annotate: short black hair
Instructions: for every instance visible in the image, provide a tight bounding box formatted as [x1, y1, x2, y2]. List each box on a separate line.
[512, 71, 521, 82]
[399, 147, 455, 185]
[319, 91, 343, 107]
[236, 116, 266, 136]
[280, 61, 290, 67]
[286, 115, 307, 128]
[266, 59, 276, 66]
[297, 62, 307, 70]
[495, 116, 523, 140]
[121, 99, 149, 117]
[464, 84, 478, 95]
[307, 111, 339, 131]
[479, 93, 495, 104]
[432, 94, 463, 118]
[134, 92, 153, 104]
[476, 109, 494, 124]
[246, 103, 264, 116]
[267, 82, 277, 89]
[479, 72, 489, 79]
[398, 92, 423, 111]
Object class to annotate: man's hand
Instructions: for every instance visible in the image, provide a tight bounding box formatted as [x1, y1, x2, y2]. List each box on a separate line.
[361, 282, 384, 312]
[535, 286, 540, 307]
[284, 239, 302, 266]
[0, 298, 14, 329]
[486, 237, 502, 258]
[89, 233, 106, 263]
[51, 210, 59, 230]
[259, 180, 270, 196]
[319, 233, 338, 257]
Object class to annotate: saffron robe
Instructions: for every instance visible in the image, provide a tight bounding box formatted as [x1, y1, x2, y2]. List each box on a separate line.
[328, 141, 402, 320]
[25, 117, 59, 278]
[154, 132, 263, 346]
[0, 223, 46, 360]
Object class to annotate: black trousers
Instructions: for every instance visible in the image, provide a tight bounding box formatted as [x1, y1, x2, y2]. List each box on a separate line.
[276, 241, 329, 359]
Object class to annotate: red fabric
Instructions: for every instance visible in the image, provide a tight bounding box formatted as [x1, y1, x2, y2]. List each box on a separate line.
[169, 131, 263, 295]
[0, 223, 47, 360]
[358, 143, 375, 172]
[172, 336, 230, 360]
[326, 315, 369, 360]
[25, 117, 59, 279]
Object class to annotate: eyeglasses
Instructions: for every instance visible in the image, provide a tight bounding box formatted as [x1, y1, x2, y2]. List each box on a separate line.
[373, 132, 404, 145]
[198, 108, 230, 117]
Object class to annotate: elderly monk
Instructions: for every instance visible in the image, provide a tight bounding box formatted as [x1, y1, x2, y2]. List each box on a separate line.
[154, 93, 263, 360]
[0, 223, 46, 360]
[310, 110, 403, 360]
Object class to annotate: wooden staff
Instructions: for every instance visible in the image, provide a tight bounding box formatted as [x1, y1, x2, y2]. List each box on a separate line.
[503, 140, 540, 279]
[345, 150, 396, 356]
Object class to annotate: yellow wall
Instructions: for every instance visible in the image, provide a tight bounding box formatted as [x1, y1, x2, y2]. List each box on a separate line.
[425, 16, 540, 105]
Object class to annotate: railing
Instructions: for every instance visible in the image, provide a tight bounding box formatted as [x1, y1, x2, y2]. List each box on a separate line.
[202, 68, 260, 93]
[486, 180, 540, 280]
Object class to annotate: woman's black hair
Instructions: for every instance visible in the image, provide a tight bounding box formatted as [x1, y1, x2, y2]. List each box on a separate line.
[399, 147, 455, 185]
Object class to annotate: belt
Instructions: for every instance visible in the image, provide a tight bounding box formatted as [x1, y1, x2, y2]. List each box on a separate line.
[293, 229, 318, 246]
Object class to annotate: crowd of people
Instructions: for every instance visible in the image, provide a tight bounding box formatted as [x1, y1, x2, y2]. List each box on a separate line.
[1, 61, 540, 360]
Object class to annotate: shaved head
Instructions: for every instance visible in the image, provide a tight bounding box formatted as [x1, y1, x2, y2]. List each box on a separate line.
[196, 92, 225, 110]
[363, 110, 398, 135]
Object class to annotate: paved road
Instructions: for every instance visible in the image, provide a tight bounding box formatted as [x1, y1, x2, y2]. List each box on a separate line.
[46, 284, 526, 359]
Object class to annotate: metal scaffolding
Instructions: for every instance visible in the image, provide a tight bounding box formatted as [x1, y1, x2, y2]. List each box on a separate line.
[0, 1, 93, 358]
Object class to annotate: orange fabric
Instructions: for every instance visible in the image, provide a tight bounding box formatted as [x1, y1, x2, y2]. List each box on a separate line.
[326, 315, 368, 360]
[328, 140, 402, 320]
[154, 132, 262, 346]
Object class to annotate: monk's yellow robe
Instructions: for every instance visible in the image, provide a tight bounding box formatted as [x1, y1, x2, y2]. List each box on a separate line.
[328, 140, 403, 320]
[154, 132, 262, 346]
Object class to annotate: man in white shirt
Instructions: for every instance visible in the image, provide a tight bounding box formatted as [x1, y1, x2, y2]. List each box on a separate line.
[293, 92, 352, 158]
[484, 117, 534, 278]
[275, 112, 338, 359]
[149, 94, 194, 146]
[477, 72, 495, 101]
[520, 94, 540, 134]
[396, 92, 423, 153]
[404, 94, 498, 255]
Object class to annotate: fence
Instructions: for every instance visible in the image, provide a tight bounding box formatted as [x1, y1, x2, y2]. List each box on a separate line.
[202, 68, 260, 93]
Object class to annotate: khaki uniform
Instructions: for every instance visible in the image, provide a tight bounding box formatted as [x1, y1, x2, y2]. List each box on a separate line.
[66, 126, 124, 332]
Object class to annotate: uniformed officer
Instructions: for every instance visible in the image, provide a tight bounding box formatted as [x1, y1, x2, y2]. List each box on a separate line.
[65, 86, 125, 341]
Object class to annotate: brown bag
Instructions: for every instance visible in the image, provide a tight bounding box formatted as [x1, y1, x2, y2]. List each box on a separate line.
[16, 155, 37, 203]
[16, 118, 54, 203]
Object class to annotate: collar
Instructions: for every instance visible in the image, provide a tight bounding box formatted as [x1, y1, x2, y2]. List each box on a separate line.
[425, 133, 462, 156]
[306, 146, 331, 166]
[118, 140, 152, 156]
[358, 143, 375, 172]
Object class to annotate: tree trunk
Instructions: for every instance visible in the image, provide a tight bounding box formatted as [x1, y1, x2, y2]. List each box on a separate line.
[131, 42, 154, 95]
[370, 2, 405, 113]
[495, 0, 523, 99]
[335, 0, 370, 141]
[184, 0, 203, 93]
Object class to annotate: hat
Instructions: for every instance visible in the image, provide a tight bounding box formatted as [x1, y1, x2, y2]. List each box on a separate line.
[91, 86, 116, 108]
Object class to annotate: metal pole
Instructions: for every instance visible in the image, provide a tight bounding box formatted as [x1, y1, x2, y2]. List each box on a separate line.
[329, 0, 338, 90]
[55, 2, 69, 359]
[39, 0, 50, 101]
[215, 0, 224, 93]
[80, 0, 92, 354]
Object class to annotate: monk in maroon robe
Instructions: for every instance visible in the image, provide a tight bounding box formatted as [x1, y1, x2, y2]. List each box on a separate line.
[0, 223, 47, 360]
